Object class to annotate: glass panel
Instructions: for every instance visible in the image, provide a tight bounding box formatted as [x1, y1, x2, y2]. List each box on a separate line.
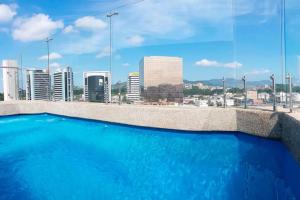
[233, 0, 282, 109]
[285, 0, 300, 109]
[112, 0, 235, 106]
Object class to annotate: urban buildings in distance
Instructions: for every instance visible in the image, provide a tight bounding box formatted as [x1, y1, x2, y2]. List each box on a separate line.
[139, 56, 183, 103]
[26, 69, 50, 101]
[2, 60, 19, 101]
[53, 67, 74, 102]
[83, 71, 111, 103]
[126, 72, 140, 102]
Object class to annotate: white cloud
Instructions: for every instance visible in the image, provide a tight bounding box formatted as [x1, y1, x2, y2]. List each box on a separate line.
[107, 0, 280, 46]
[195, 59, 242, 69]
[245, 69, 271, 75]
[122, 63, 130, 67]
[126, 35, 144, 46]
[39, 52, 63, 60]
[224, 61, 243, 69]
[195, 59, 220, 67]
[50, 62, 60, 68]
[62, 34, 105, 54]
[63, 25, 76, 34]
[59, 0, 280, 55]
[59, 16, 108, 54]
[75, 16, 107, 31]
[0, 4, 17, 23]
[12, 14, 64, 42]
[96, 46, 110, 58]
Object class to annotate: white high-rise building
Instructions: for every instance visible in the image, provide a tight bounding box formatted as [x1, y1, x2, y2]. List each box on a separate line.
[26, 69, 50, 101]
[53, 67, 74, 101]
[83, 71, 111, 103]
[126, 72, 140, 102]
[2, 60, 19, 101]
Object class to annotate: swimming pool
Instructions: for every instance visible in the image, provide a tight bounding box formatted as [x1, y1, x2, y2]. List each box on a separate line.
[0, 114, 299, 200]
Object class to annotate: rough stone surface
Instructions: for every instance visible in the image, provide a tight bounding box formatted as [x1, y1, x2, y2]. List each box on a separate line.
[0, 101, 299, 163]
[280, 114, 300, 162]
[236, 109, 281, 139]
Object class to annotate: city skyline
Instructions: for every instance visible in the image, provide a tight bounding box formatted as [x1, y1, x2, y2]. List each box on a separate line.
[0, 0, 300, 92]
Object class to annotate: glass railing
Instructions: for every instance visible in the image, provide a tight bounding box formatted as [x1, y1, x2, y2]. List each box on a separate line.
[0, 0, 299, 113]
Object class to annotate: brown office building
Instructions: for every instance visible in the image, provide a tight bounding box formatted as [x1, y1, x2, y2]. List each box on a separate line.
[139, 56, 183, 103]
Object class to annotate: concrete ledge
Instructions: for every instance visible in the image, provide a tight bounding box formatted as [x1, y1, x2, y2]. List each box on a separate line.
[280, 114, 300, 162]
[0, 101, 238, 132]
[236, 109, 281, 139]
[0, 101, 299, 163]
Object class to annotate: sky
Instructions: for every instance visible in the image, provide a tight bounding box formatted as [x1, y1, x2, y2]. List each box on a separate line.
[0, 0, 299, 90]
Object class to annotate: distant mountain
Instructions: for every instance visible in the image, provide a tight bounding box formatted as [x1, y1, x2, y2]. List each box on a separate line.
[112, 82, 127, 89]
[184, 78, 271, 88]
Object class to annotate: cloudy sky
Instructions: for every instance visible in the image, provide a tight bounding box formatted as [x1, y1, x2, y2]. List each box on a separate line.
[0, 0, 299, 89]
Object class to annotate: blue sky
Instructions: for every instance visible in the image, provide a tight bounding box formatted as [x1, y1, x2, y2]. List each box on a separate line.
[0, 0, 299, 90]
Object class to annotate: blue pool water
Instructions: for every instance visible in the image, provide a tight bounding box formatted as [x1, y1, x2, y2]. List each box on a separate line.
[0, 114, 299, 200]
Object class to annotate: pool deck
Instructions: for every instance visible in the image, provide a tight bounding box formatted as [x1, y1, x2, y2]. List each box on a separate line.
[0, 101, 299, 163]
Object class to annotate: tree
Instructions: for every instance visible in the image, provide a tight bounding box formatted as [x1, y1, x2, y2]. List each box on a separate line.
[227, 88, 244, 94]
[293, 86, 300, 93]
[73, 87, 83, 96]
[257, 88, 272, 94]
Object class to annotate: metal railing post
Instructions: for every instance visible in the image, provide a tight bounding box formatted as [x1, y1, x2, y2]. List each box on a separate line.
[242, 76, 247, 109]
[223, 77, 226, 108]
[286, 73, 293, 113]
[270, 74, 277, 111]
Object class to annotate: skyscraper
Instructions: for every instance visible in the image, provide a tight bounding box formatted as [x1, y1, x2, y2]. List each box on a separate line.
[26, 69, 50, 101]
[53, 67, 74, 101]
[2, 60, 19, 101]
[126, 72, 140, 102]
[83, 71, 111, 103]
[139, 56, 183, 103]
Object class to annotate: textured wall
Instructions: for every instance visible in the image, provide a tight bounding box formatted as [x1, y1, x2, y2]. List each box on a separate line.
[1, 101, 300, 163]
[279, 114, 300, 162]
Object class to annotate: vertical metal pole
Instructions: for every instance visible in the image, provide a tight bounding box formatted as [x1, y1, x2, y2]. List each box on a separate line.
[287, 73, 293, 113]
[20, 55, 23, 100]
[47, 40, 50, 101]
[107, 12, 118, 104]
[109, 16, 112, 76]
[45, 37, 53, 101]
[118, 82, 121, 105]
[108, 14, 111, 105]
[270, 74, 277, 111]
[223, 77, 226, 108]
[105, 79, 108, 105]
[283, 0, 288, 107]
[242, 76, 247, 109]
[280, 0, 284, 107]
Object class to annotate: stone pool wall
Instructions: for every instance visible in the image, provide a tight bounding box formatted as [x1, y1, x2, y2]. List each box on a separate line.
[0, 101, 299, 162]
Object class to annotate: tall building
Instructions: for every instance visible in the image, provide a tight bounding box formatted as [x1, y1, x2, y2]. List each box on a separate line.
[26, 69, 50, 101]
[2, 60, 19, 101]
[126, 72, 140, 102]
[139, 56, 183, 103]
[53, 67, 74, 101]
[247, 90, 258, 101]
[83, 71, 111, 103]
